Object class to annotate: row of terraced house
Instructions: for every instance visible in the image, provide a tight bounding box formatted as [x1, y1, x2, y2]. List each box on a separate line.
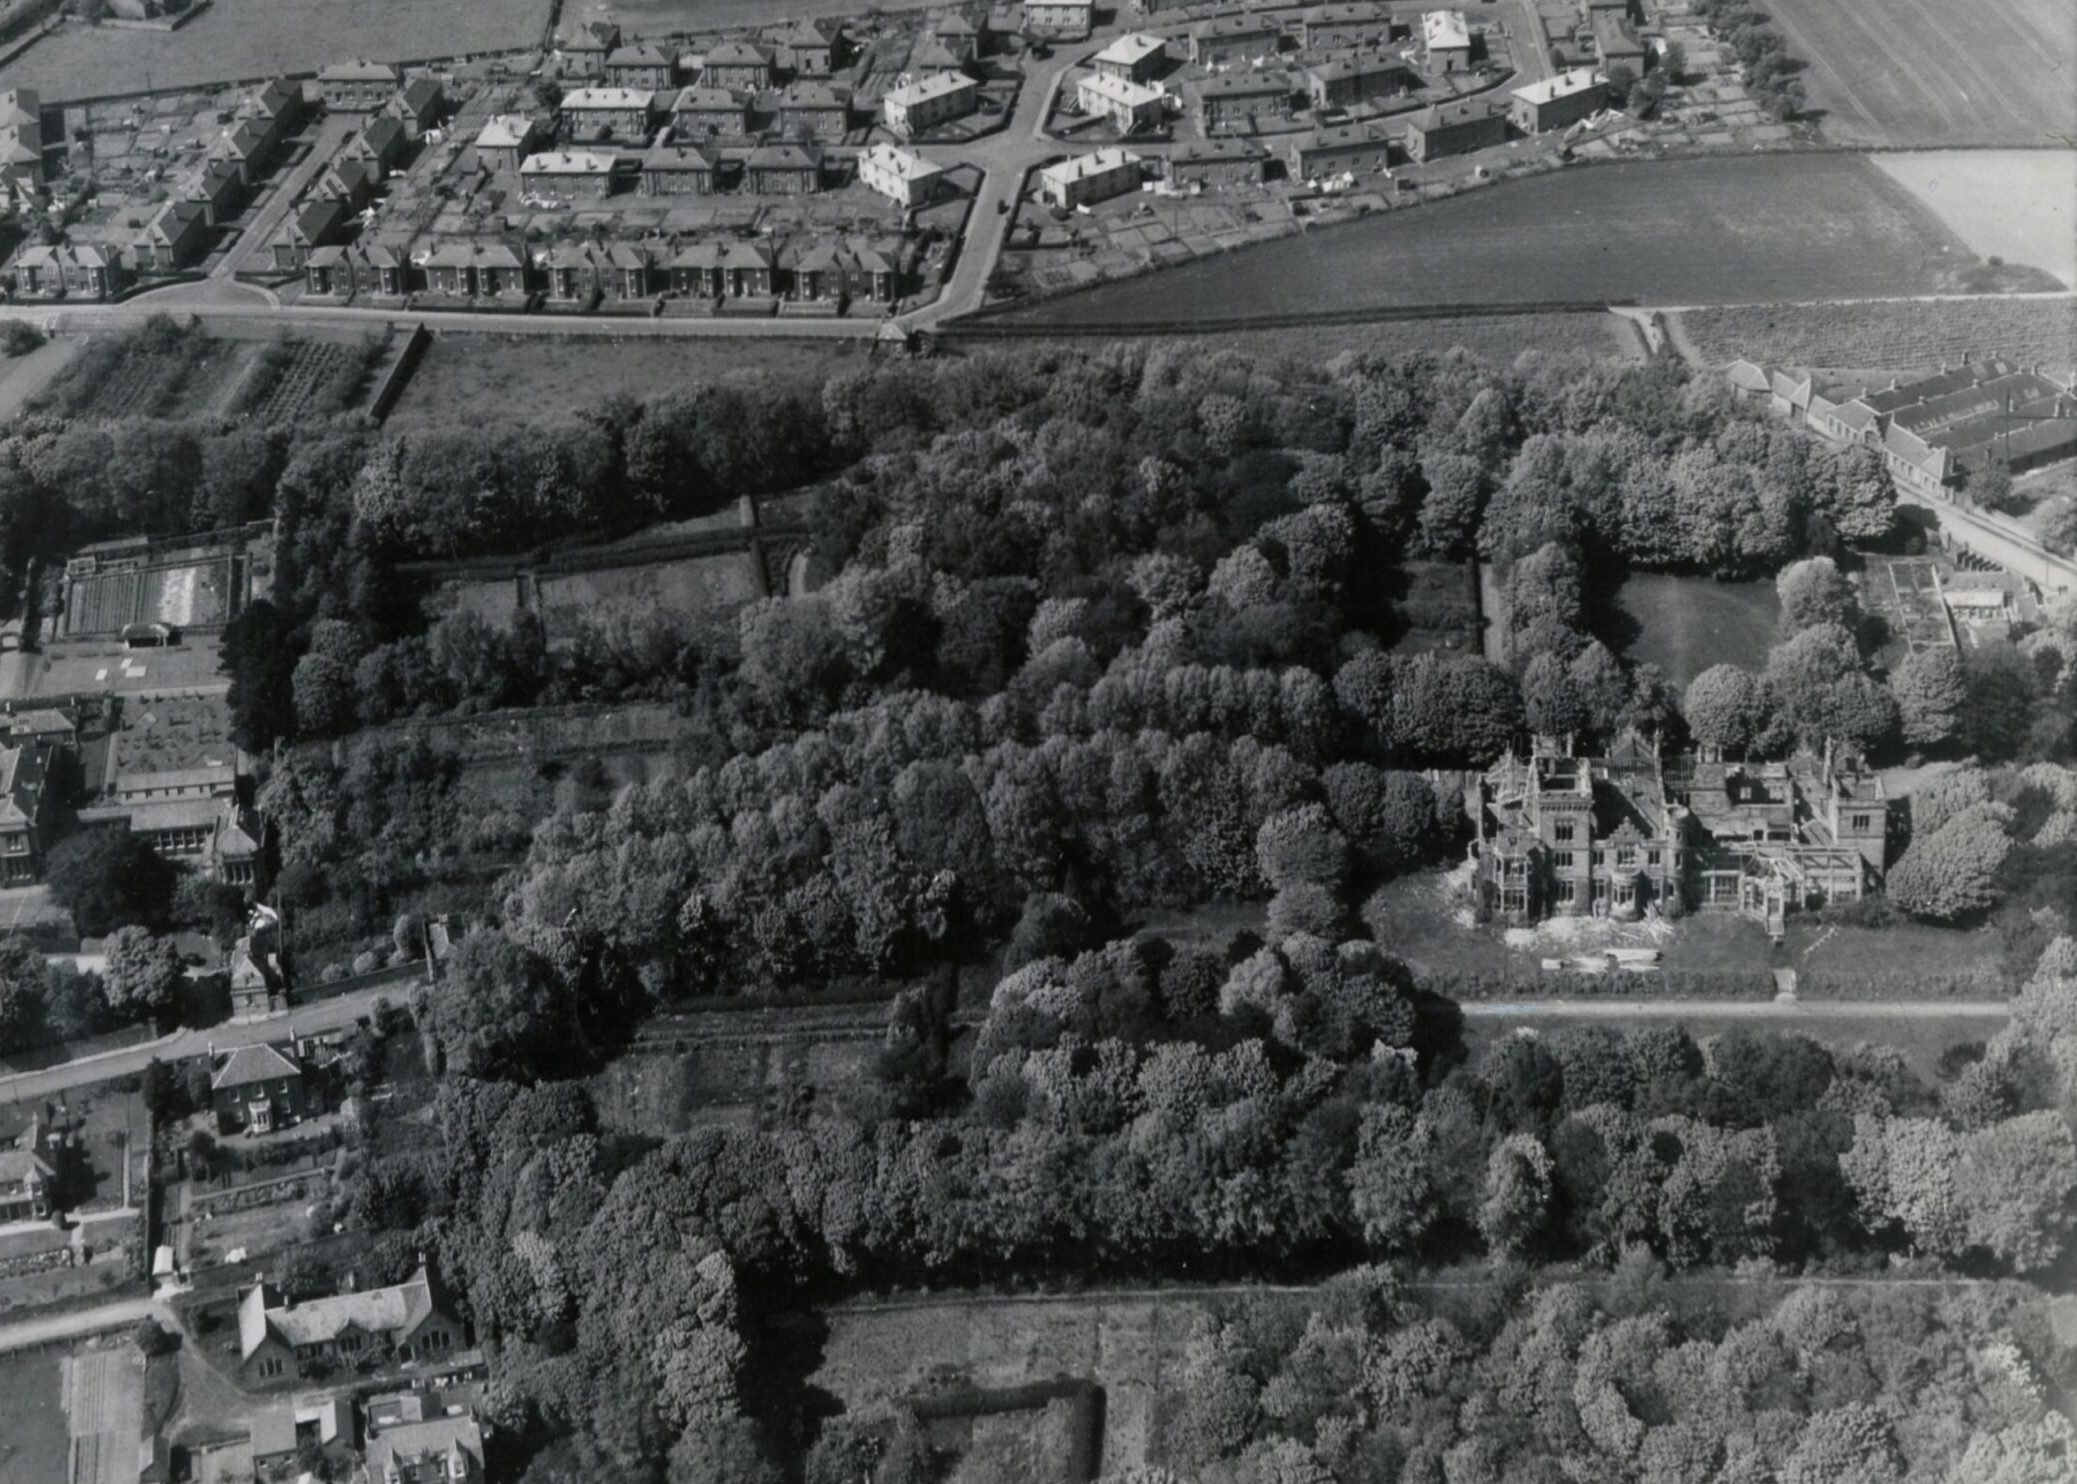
[5, 69, 443, 302]
[301, 232, 914, 308]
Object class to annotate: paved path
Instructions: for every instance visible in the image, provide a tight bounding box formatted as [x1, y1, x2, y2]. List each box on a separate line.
[0, 1295, 167, 1355]
[0, 982, 405, 1105]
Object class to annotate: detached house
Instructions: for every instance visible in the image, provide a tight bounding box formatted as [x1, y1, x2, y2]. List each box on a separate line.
[0, 1116, 58, 1222]
[558, 87, 662, 143]
[857, 142, 945, 208]
[1189, 15, 1283, 66]
[700, 40, 774, 90]
[1040, 147, 1141, 210]
[367, 1414, 486, 1484]
[1289, 118, 1395, 177]
[1509, 68, 1606, 133]
[559, 20, 620, 77]
[341, 115, 409, 179]
[1421, 10, 1476, 73]
[242, 78, 309, 136]
[1166, 137, 1268, 188]
[1304, 56, 1417, 110]
[774, 81, 851, 141]
[1024, 0, 1095, 40]
[237, 1262, 464, 1384]
[1077, 72, 1166, 134]
[1300, 3, 1394, 51]
[473, 114, 543, 174]
[317, 59, 402, 112]
[1195, 72, 1293, 132]
[272, 195, 348, 272]
[606, 42, 677, 91]
[520, 150, 622, 201]
[0, 739, 52, 883]
[1093, 33, 1166, 84]
[881, 72, 979, 138]
[774, 18, 844, 76]
[744, 142, 823, 194]
[131, 198, 212, 272]
[186, 160, 245, 226]
[382, 77, 444, 138]
[638, 143, 717, 195]
[1402, 96, 1507, 160]
[671, 85, 754, 140]
[211, 1043, 310, 1135]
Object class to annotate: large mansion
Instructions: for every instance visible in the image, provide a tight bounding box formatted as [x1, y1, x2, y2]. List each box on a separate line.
[1470, 734, 1888, 934]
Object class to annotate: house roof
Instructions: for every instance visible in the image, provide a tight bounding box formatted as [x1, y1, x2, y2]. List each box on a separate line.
[367, 1415, 484, 1480]
[747, 142, 821, 170]
[673, 85, 747, 113]
[860, 142, 942, 182]
[1094, 31, 1165, 67]
[0, 1146, 54, 1189]
[1197, 72, 1291, 98]
[776, 81, 849, 111]
[520, 150, 618, 176]
[475, 114, 537, 149]
[884, 72, 977, 107]
[212, 1043, 302, 1092]
[703, 40, 774, 65]
[1407, 96, 1505, 130]
[1080, 72, 1163, 107]
[115, 759, 236, 796]
[607, 42, 673, 67]
[360, 115, 408, 152]
[1293, 119, 1394, 152]
[249, 1409, 298, 1460]
[0, 89, 39, 130]
[394, 77, 443, 113]
[561, 87, 660, 111]
[1194, 14, 1280, 39]
[1303, 2, 1389, 22]
[1308, 56, 1412, 84]
[1512, 68, 1605, 106]
[642, 143, 714, 171]
[1041, 146, 1141, 186]
[319, 59, 400, 83]
[1422, 10, 1471, 47]
[240, 1263, 442, 1359]
[1171, 136, 1267, 163]
[6, 708, 73, 736]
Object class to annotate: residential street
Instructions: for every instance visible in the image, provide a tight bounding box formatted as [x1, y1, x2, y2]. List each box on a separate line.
[0, 1295, 168, 1355]
[0, 982, 405, 1105]
[215, 112, 359, 282]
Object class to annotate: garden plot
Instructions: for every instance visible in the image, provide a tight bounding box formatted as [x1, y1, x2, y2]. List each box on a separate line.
[1677, 298, 2077, 374]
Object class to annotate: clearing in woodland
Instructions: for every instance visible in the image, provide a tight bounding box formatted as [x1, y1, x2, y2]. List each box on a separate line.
[1761, 0, 2077, 148]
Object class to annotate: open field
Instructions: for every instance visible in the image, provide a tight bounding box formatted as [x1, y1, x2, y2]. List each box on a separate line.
[1611, 574, 1778, 690]
[995, 157, 1982, 325]
[32, 332, 253, 423]
[386, 333, 868, 427]
[1761, 0, 2077, 148]
[0, 1349, 66, 1484]
[1677, 296, 2077, 372]
[1871, 151, 2077, 292]
[9, 0, 552, 100]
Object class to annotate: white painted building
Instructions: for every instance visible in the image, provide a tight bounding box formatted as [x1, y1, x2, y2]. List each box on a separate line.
[858, 142, 947, 207]
[1039, 147, 1142, 210]
[1076, 72, 1166, 133]
[881, 72, 980, 138]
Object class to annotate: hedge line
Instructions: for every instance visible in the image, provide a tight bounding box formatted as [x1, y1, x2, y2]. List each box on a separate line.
[1418, 968, 2010, 1002]
[906, 1380, 1103, 1483]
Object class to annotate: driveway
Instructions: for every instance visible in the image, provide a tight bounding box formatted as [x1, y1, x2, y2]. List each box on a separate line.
[216, 113, 360, 281]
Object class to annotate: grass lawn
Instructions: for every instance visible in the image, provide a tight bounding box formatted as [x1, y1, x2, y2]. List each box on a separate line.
[1787, 919, 2007, 991]
[0, 1350, 65, 1484]
[1610, 574, 1779, 691]
[387, 333, 867, 428]
[10, 0, 552, 100]
[1870, 152, 2077, 291]
[1761, 0, 2076, 148]
[996, 156, 1979, 325]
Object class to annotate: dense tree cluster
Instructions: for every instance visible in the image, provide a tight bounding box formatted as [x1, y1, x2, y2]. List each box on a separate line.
[396, 929, 2077, 1482]
[1695, 0, 1807, 119]
[1154, 1270, 2070, 1484]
